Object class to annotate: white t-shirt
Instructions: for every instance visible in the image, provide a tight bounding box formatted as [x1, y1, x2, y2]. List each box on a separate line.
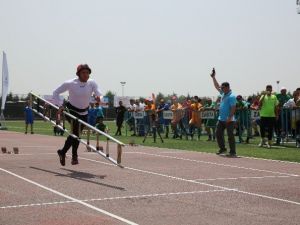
[136, 103, 145, 112]
[128, 104, 137, 112]
[283, 99, 296, 109]
[53, 78, 102, 115]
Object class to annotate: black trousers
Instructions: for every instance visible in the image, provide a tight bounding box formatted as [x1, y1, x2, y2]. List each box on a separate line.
[260, 117, 276, 141]
[216, 121, 236, 154]
[116, 118, 124, 135]
[61, 111, 87, 159]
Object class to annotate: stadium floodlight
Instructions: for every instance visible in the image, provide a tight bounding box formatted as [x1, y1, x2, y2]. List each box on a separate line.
[120, 81, 126, 97]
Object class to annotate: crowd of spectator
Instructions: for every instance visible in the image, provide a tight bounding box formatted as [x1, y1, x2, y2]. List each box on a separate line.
[87, 86, 300, 149]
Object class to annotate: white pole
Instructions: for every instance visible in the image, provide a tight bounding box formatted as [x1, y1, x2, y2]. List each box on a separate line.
[120, 81, 126, 97]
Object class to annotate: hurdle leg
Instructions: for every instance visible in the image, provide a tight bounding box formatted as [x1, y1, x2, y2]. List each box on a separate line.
[117, 144, 122, 164]
[105, 138, 109, 157]
[78, 122, 81, 139]
[96, 133, 102, 151]
[86, 128, 91, 152]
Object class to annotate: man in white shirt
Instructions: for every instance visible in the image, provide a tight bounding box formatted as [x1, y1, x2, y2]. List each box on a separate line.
[126, 99, 137, 135]
[53, 64, 102, 166]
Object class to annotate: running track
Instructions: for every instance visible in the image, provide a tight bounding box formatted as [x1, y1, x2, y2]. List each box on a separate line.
[1, 131, 300, 225]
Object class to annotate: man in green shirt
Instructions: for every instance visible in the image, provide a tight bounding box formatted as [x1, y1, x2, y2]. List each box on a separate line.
[235, 95, 251, 143]
[258, 85, 279, 148]
[204, 98, 217, 141]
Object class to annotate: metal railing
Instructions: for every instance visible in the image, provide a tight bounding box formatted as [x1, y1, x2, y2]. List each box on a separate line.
[29, 92, 125, 168]
[123, 107, 300, 147]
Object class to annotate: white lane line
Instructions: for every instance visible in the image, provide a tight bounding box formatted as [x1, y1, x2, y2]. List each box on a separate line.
[79, 156, 238, 191]
[3, 151, 299, 177]
[0, 189, 227, 210]
[158, 151, 187, 154]
[4, 126, 52, 131]
[0, 200, 74, 209]
[85, 189, 227, 202]
[0, 152, 98, 156]
[240, 155, 300, 165]
[79, 157, 300, 206]
[0, 168, 138, 225]
[235, 190, 300, 206]
[248, 144, 287, 149]
[125, 152, 300, 177]
[195, 175, 292, 181]
[0, 153, 56, 156]
[16, 146, 58, 148]
[141, 145, 300, 165]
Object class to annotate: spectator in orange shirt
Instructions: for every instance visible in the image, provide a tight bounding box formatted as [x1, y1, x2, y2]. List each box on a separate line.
[189, 96, 204, 140]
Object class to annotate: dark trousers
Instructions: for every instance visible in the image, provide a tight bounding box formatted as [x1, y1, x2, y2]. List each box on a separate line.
[116, 118, 124, 135]
[216, 120, 236, 154]
[260, 117, 276, 141]
[61, 111, 87, 159]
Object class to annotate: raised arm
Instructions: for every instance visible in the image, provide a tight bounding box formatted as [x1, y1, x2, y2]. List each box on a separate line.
[92, 80, 103, 103]
[210, 68, 221, 92]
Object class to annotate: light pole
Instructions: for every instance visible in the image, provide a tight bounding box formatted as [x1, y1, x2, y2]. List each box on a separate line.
[276, 80, 280, 93]
[120, 82, 126, 97]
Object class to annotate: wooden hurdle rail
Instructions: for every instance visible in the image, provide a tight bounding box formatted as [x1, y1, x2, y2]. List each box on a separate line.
[29, 92, 125, 168]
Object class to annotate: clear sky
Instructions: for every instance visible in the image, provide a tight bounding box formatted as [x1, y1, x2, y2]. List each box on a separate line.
[0, 0, 299, 98]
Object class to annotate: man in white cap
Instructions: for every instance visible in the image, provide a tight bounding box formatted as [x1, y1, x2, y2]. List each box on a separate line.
[53, 64, 103, 166]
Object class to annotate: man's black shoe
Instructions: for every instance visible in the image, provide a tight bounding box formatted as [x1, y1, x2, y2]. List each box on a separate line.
[226, 153, 237, 158]
[216, 149, 227, 155]
[71, 158, 79, 165]
[246, 137, 250, 144]
[57, 150, 65, 166]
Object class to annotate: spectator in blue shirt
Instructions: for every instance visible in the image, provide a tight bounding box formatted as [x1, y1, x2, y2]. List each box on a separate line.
[87, 103, 97, 126]
[94, 102, 104, 120]
[24, 101, 34, 134]
[211, 68, 237, 157]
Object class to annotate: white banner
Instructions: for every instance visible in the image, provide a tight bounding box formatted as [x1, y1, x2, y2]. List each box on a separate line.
[251, 110, 260, 119]
[163, 110, 173, 119]
[114, 96, 135, 108]
[133, 111, 145, 119]
[201, 110, 215, 119]
[1, 52, 9, 110]
[101, 96, 109, 108]
[90, 96, 109, 108]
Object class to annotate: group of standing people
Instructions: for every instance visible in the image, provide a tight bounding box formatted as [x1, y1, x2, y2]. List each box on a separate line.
[257, 86, 300, 148]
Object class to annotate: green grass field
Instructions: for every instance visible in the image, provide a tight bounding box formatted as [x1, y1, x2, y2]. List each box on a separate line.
[3, 120, 300, 163]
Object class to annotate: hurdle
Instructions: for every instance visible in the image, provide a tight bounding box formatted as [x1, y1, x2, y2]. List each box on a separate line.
[29, 92, 125, 168]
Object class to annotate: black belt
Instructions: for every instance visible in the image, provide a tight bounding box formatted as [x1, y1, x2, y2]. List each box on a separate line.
[66, 102, 89, 113]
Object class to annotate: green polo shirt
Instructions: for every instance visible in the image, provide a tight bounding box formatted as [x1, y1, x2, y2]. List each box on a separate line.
[259, 94, 279, 117]
[96, 122, 107, 132]
[276, 93, 291, 107]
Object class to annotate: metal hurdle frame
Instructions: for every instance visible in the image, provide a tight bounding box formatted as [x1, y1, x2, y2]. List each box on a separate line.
[29, 92, 125, 168]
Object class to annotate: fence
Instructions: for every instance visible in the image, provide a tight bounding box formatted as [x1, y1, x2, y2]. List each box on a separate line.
[122, 108, 300, 147]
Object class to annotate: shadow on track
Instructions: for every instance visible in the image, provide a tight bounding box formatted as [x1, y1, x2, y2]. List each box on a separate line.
[30, 166, 125, 191]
